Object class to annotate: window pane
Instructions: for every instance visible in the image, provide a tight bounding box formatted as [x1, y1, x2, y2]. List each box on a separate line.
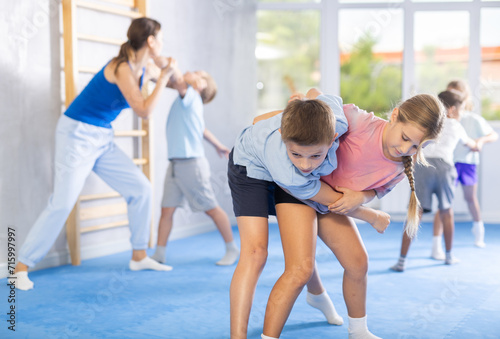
[340, 0, 402, 3]
[414, 11, 469, 95]
[259, 0, 320, 3]
[481, 8, 500, 120]
[256, 10, 320, 115]
[339, 9, 403, 116]
[412, 0, 471, 2]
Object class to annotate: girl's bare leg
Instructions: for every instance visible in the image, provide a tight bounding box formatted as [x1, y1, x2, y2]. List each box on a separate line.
[317, 213, 368, 318]
[317, 213, 381, 338]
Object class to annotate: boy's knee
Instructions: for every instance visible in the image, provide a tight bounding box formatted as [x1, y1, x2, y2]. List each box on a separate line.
[243, 246, 268, 268]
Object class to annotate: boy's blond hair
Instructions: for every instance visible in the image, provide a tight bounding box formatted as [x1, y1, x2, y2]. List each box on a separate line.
[281, 99, 336, 146]
[200, 73, 217, 104]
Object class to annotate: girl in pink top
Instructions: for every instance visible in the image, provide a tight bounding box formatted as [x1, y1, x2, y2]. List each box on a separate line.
[261, 92, 445, 339]
[322, 103, 407, 203]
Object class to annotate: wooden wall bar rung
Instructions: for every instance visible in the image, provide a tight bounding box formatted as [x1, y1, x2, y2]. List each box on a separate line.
[78, 33, 125, 46]
[98, 0, 135, 8]
[76, 0, 142, 18]
[114, 130, 147, 137]
[79, 191, 122, 201]
[133, 158, 147, 165]
[80, 202, 128, 221]
[81, 219, 129, 233]
[78, 66, 99, 74]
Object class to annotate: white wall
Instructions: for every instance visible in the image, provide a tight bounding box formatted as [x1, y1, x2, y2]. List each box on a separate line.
[0, 0, 257, 275]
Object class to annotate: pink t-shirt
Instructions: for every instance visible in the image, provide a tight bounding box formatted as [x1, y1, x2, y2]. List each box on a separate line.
[321, 104, 405, 198]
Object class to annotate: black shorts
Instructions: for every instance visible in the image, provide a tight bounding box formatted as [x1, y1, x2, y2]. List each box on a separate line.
[274, 185, 306, 205]
[228, 150, 306, 217]
[228, 150, 277, 217]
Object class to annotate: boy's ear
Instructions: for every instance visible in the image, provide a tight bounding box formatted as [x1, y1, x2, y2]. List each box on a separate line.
[196, 78, 207, 91]
[330, 132, 339, 147]
[390, 107, 399, 123]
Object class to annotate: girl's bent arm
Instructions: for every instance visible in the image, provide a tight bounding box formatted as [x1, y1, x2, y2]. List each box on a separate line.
[328, 187, 376, 214]
[309, 182, 389, 233]
[253, 110, 282, 124]
[115, 61, 174, 119]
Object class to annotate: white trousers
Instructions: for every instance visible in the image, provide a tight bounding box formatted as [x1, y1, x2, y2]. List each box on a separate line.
[19, 115, 152, 267]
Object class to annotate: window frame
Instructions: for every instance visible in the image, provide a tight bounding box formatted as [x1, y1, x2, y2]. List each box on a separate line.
[257, 0, 499, 113]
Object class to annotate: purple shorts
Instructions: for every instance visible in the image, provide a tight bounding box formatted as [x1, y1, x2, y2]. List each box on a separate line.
[455, 162, 477, 186]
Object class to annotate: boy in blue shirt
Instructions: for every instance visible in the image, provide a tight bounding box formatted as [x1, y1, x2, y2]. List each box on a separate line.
[228, 89, 389, 338]
[151, 69, 239, 267]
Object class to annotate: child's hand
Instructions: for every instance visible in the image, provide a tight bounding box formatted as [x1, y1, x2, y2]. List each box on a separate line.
[159, 58, 179, 81]
[154, 56, 171, 69]
[288, 92, 305, 102]
[305, 88, 322, 99]
[328, 187, 365, 215]
[371, 210, 391, 234]
[474, 139, 484, 152]
[216, 145, 231, 159]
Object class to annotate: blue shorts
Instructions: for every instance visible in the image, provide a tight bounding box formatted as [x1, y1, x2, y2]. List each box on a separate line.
[455, 162, 478, 186]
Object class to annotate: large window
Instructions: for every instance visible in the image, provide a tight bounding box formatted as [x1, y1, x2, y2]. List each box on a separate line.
[414, 11, 469, 94]
[480, 8, 500, 120]
[257, 10, 320, 115]
[257, 0, 500, 120]
[339, 8, 403, 115]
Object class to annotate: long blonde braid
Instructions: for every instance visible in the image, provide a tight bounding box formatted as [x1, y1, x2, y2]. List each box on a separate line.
[403, 156, 420, 238]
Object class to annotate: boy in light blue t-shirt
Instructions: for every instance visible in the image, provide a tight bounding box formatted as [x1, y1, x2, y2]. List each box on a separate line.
[151, 69, 239, 267]
[228, 88, 389, 339]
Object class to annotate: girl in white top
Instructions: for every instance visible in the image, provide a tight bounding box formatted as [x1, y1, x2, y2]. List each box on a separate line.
[433, 80, 498, 249]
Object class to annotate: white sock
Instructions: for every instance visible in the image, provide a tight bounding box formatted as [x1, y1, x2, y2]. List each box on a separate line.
[261, 334, 279, 339]
[151, 245, 167, 263]
[216, 240, 240, 266]
[472, 221, 486, 247]
[348, 315, 381, 339]
[306, 290, 344, 325]
[445, 252, 460, 265]
[129, 256, 172, 271]
[431, 236, 445, 260]
[11, 271, 34, 291]
[390, 256, 406, 272]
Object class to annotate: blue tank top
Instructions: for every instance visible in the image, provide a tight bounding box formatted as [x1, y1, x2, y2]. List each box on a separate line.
[64, 62, 145, 128]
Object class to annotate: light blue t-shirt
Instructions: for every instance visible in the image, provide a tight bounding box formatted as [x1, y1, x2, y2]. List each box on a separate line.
[233, 95, 348, 200]
[166, 86, 205, 159]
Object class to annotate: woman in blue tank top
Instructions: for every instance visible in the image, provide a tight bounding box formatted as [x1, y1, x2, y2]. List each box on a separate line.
[13, 17, 176, 290]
